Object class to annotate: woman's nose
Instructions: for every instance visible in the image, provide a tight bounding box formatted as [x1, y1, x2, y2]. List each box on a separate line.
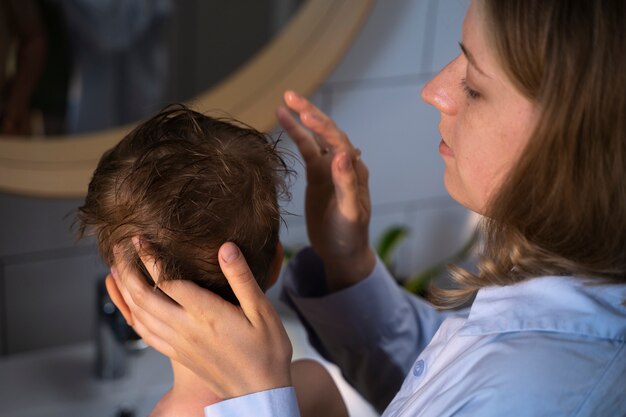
[420, 57, 460, 115]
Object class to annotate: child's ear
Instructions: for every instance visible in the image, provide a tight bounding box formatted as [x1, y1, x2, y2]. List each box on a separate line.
[104, 274, 134, 325]
[265, 241, 284, 290]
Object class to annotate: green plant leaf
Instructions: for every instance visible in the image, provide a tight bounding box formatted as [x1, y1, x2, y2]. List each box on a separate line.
[403, 263, 447, 294]
[282, 245, 298, 263]
[375, 225, 410, 268]
[402, 229, 480, 295]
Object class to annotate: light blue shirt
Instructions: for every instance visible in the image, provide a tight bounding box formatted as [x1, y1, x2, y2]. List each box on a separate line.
[205, 248, 626, 416]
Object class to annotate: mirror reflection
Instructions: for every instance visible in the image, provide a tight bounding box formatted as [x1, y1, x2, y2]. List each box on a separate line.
[0, 0, 304, 137]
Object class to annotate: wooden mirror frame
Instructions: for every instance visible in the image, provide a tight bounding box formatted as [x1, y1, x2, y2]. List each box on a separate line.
[0, 0, 373, 198]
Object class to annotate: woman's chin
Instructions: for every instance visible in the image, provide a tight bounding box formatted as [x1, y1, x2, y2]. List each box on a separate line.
[443, 175, 482, 214]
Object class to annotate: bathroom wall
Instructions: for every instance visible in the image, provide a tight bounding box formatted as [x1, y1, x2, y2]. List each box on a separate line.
[279, 0, 471, 279]
[0, 196, 106, 355]
[0, 0, 469, 356]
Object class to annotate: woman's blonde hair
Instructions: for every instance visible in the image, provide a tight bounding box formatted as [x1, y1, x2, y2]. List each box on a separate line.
[434, 0, 626, 307]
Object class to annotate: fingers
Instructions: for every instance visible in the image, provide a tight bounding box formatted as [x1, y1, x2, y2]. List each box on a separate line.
[276, 105, 318, 163]
[111, 249, 182, 327]
[332, 152, 364, 222]
[126, 238, 228, 317]
[282, 90, 356, 156]
[158, 279, 230, 318]
[218, 242, 268, 318]
[127, 311, 177, 359]
[132, 237, 161, 285]
[109, 264, 180, 359]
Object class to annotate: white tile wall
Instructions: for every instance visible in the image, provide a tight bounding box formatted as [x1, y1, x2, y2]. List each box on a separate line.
[326, 0, 433, 83]
[431, 0, 468, 72]
[401, 203, 471, 275]
[328, 83, 446, 203]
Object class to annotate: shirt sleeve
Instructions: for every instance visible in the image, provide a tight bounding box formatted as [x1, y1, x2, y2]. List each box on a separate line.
[204, 387, 300, 417]
[279, 247, 463, 413]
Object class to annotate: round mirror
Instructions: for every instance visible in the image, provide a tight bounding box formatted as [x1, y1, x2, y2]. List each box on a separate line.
[0, 0, 373, 197]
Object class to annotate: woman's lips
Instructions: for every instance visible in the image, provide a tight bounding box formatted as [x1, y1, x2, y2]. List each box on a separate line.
[439, 138, 454, 157]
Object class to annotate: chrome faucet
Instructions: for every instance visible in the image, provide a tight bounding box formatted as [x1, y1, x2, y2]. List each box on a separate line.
[95, 278, 146, 379]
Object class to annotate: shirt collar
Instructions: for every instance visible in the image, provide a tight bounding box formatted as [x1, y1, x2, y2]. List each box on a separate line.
[459, 276, 626, 341]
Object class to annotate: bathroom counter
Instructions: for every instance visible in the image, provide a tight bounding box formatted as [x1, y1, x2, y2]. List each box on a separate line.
[0, 342, 171, 417]
[0, 312, 377, 417]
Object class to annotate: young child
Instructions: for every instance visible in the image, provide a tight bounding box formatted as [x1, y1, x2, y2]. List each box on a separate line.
[76, 105, 348, 417]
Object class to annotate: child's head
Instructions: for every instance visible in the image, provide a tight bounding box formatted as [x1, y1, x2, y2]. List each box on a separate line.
[77, 105, 291, 304]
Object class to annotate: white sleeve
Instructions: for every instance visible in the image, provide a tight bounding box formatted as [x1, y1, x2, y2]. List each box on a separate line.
[204, 387, 300, 417]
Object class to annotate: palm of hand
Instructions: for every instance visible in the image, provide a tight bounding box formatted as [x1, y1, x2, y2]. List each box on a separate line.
[305, 156, 371, 263]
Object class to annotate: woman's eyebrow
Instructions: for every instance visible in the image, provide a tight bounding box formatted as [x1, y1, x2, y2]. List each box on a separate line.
[459, 42, 492, 78]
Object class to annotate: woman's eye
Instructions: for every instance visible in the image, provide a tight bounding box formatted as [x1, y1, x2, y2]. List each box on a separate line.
[460, 78, 481, 100]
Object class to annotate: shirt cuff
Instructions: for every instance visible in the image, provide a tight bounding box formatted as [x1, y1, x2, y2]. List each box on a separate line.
[280, 247, 410, 344]
[204, 387, 300, 417]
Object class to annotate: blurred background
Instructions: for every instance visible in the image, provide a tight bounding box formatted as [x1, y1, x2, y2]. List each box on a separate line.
[0, 0, 304, 136]
[0, 0, 470, 416]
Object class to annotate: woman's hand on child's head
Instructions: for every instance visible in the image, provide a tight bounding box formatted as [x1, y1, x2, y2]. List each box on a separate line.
[111, 239, 293, 400]
[277, 90, 376, 291]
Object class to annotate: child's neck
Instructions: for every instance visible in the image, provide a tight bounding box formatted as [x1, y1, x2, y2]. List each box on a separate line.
[150, 360, 221, 417]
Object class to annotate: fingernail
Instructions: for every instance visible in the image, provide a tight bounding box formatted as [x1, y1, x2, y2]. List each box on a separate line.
[289, 90, 302, 100]
[304, 112, 321, 123]
[285, 91, 300, 103]
[339, 153, 352, 171]
[221, 243, 240, 263]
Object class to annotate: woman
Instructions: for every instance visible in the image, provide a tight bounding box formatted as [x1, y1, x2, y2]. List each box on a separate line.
[111, 0, 626, 415]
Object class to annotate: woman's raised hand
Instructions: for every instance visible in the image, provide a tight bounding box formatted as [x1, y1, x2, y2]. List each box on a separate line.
[277, 91, 376, 290]
[110, 241, 293, 400]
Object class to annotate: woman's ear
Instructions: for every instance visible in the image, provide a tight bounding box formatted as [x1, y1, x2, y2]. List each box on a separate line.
[105, 274, 134, 325]
[265, 241, 284, 290]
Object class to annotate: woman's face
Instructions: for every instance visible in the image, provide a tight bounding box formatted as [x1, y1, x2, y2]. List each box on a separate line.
[421, 0, 537, 214]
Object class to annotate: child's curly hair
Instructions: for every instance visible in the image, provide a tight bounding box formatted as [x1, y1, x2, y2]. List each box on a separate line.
[76, 104, 293, 304]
